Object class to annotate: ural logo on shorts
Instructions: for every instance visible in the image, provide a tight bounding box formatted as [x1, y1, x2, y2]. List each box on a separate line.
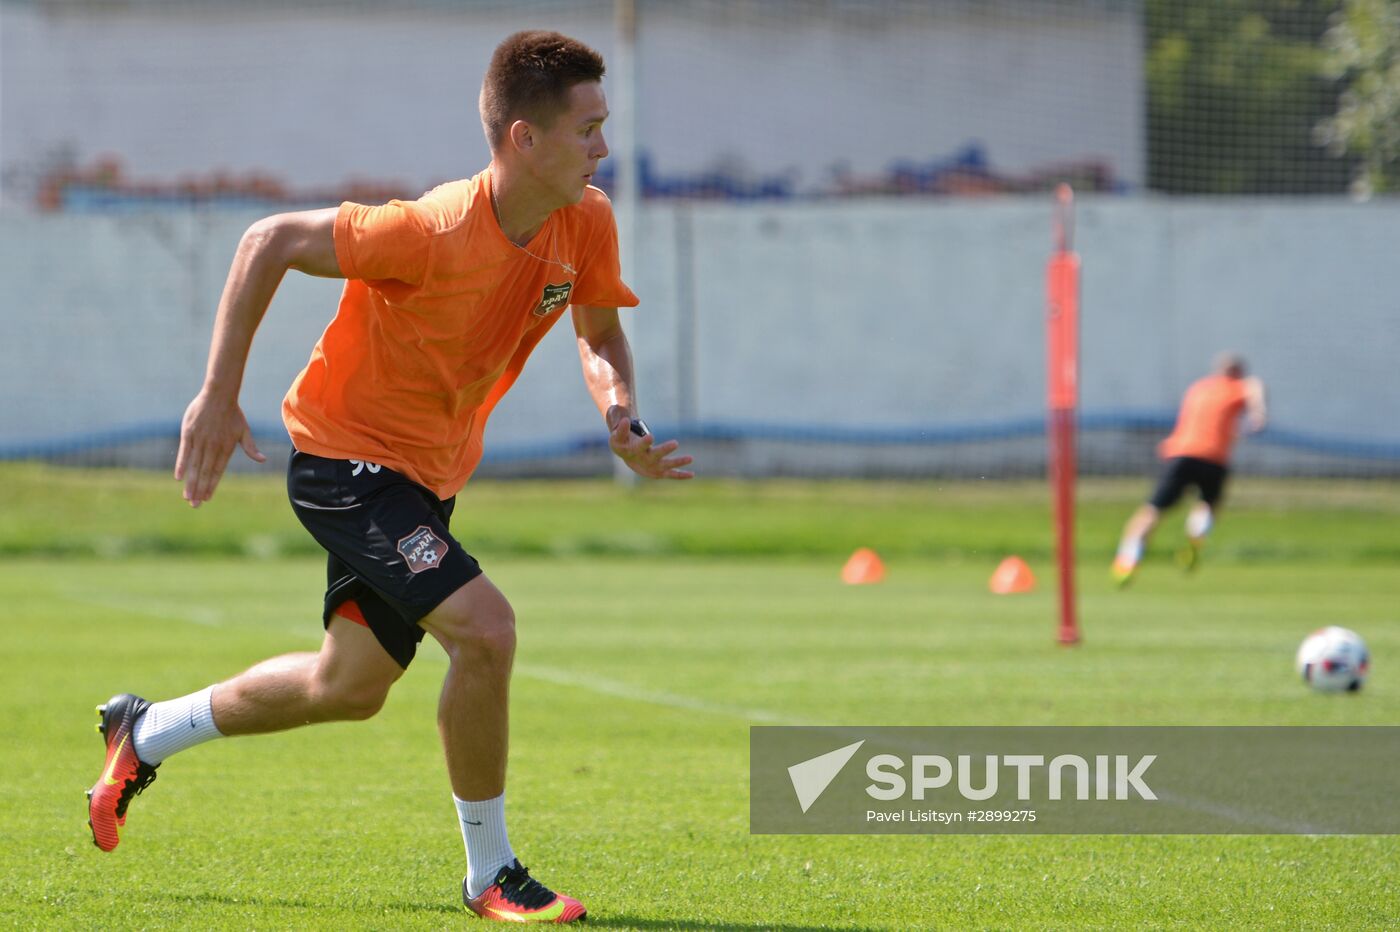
[534, 282, 573, 317]
[397, 526, 447, 574]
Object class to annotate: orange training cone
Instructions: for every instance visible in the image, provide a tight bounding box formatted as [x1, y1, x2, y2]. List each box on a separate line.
[989, 556, 1035, 594]
[841, 547, 886, 585]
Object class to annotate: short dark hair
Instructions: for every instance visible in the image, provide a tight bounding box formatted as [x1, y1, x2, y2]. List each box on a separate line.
[480, 31, 606, 149]
[1215, 352, 1247, 378]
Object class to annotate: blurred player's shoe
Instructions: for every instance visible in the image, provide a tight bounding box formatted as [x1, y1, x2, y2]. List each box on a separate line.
[1177, 537, 1203, 573]
[1110, 556, 1137, 588]
[87, 693, 158, 852]
[464, 860, 586, 923]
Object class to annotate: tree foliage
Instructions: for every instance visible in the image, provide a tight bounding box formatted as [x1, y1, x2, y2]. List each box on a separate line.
[1146, 0, 1354, 194]
[1316, 0, 1400, 194]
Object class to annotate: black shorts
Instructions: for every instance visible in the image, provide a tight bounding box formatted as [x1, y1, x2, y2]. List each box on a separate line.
[1149, 456, 1229, 510]
[287, 451, 482, 668]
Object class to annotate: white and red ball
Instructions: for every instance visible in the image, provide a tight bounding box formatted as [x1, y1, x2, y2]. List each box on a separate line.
[1296, 626, 1370, 693]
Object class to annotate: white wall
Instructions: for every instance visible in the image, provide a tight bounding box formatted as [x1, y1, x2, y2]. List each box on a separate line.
[3, 199, 1397, 466]
[0, 3, 613, 200]
[0, 1, 1143, 205]
[631, 198, 1400, 449]
[633, 2, 1143, 186]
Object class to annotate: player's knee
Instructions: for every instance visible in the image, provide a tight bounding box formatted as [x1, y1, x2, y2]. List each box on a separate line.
[452, 613, 517, 670]
[313, 672, 393, 721]
[435, 597, 517, 669]
[1134, 504, 1161, 529]
[330, 684, 390, 721]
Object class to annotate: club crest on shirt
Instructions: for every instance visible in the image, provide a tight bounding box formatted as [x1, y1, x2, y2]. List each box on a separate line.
[397, 526, 448, 574]
[534, 282, 574, 317]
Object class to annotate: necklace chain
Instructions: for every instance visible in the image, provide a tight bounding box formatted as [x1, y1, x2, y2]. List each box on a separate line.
[492, 186, 577, 276]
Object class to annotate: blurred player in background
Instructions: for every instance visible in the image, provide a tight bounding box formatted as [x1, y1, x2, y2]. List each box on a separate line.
[1112, 353, 1266, 586]
[86, 30, 691, 924]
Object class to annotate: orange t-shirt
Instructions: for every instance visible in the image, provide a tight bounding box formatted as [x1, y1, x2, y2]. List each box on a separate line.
[1157, 374, 1251, 466]
[282, 170, 638, 499]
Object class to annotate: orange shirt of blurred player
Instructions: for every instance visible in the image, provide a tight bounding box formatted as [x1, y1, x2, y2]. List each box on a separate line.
[1157, 374, 1251, 466]
[282, 170, 638, 499]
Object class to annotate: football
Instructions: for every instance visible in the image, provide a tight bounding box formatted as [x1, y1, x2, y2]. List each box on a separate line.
[1295, 626, 1370, 693]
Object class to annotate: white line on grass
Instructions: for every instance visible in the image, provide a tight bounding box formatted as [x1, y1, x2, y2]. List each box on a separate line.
[58, 590, 227, 627]
[515, 663, 804, 725]
[506, 676, 1340, 833]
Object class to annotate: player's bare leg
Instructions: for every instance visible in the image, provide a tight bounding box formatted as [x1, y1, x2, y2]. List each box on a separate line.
[420, 575, 514, 800]
[420, 575, 585, 923]
[212, 615, 403, 734]
[1113, 504, 1160, 586]
[88, 616, 402, 851]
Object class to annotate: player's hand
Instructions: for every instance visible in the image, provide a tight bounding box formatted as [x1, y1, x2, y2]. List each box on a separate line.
[606, 406, 694, 480]
[174, 389, 266, 507]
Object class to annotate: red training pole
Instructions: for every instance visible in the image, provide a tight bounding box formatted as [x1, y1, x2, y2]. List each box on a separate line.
[1047, 184, 1080, 645]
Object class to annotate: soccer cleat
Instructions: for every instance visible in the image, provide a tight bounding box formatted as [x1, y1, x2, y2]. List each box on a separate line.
[1177, 538, 1203, 573]
[464, 860, 586, 923]
[87, 694, 158, 852]
[1110, 556, 1137, 588]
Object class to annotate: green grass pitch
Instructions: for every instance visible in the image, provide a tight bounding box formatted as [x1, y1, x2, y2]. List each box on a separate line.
[0, 465, 1397, 929]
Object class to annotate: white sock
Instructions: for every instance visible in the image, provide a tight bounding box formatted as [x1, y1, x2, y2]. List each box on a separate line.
[1116, 537, 1144, 565]
[1186, 508, 1213, 540]
[455, 792, 515, 899]
[132, 686, 223, 765]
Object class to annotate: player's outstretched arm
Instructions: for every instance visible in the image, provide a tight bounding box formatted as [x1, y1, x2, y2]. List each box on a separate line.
[176, 207, 342, 507]
[1243, 376, 1268, 433]
[573, 305, 694, 480]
